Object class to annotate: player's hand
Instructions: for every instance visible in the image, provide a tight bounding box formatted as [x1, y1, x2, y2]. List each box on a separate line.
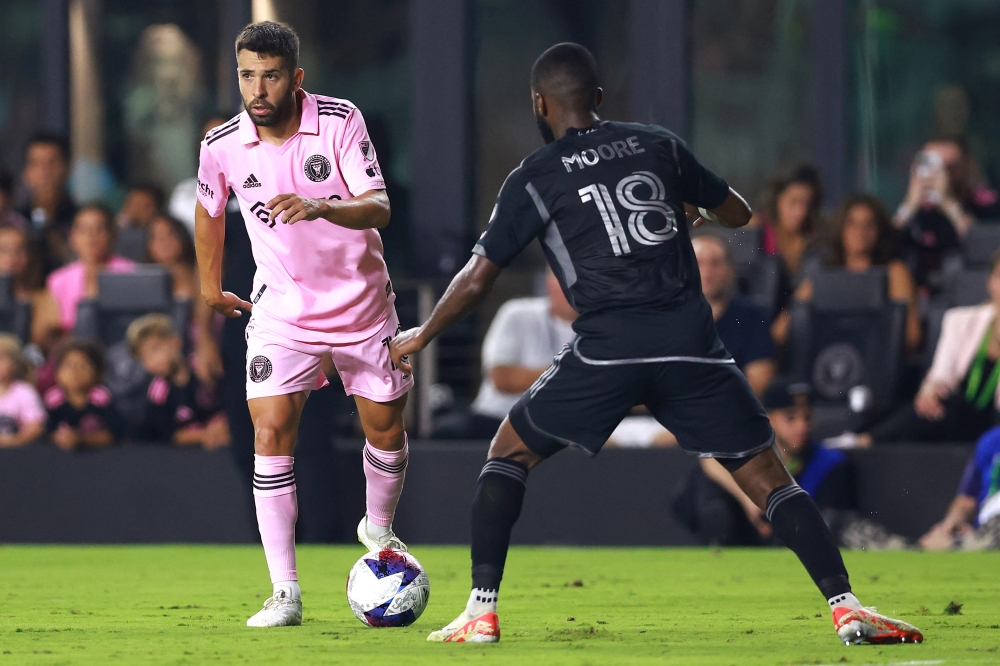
[204, 291, 252, 318]
[267, 193, 326, 226]
[913, 391, 945, 420]
[684, 203, 707, 228]
[389, 327, 424, 375]
[743, 502, 773, 539]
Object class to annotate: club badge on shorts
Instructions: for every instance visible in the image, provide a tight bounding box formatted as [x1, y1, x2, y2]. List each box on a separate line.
[249, 355, 273, 383]
[304, 154, 332, 182]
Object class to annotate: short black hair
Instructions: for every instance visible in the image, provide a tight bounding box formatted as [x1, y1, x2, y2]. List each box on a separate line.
[126, 182, 165, 211]
[26, 131, 70, 162]
[530, 43, 600, 112]
[57, 340, 106, 383]
[235, 21, 299, 72]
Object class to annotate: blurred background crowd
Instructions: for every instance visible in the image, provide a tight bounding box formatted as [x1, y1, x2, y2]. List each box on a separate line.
[2, 0, 1000, 549]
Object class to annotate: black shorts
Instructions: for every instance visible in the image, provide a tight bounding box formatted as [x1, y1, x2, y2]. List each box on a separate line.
[508, 342, 774, 460]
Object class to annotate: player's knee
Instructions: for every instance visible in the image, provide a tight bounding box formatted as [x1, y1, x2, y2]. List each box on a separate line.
[487, 419, 543, 470]
[365, 422, 406, 451]
[254, 423, 290, 456]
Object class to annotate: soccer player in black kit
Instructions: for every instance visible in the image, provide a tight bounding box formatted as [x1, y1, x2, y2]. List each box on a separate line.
[391, 43, 923, 646]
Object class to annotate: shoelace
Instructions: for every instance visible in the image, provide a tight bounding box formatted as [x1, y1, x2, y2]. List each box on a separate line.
[261, 593, 294, 610]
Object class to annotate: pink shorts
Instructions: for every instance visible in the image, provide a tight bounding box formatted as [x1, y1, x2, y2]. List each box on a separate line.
[244, 308, 413, 402]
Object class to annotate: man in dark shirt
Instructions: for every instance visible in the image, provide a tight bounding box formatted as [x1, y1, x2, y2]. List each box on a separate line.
[391, 43, 921, 645]
[692, 234, 775, 395]
[17, 132, 78, 276]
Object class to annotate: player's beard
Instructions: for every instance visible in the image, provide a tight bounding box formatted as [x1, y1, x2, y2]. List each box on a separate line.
[245, 91, 295, 127]
[535, 112, 556, 144]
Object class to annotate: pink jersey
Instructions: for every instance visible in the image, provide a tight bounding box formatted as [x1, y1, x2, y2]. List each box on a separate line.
[47, 256, 136, 330]
[0, 380, 45, 434]
[197, 90, 392, 341]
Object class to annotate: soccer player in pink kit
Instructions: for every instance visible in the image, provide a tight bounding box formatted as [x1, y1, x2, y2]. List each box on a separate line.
[194, 21, 412, 627]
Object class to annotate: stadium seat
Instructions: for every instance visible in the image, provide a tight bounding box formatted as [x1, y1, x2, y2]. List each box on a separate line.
[74, 266, 191, 347]
[962, 224, 1000, 269]
[788, 268, 906, 436]
[114, 227, 148, 263]
[0, 275, 31, 342]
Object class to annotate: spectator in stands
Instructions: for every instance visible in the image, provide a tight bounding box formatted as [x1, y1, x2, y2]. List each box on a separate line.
[146, 214, 197, 299]
[116, 183, 163, 230]
[773, 194, 921, 353]
[0, 171, 29, 230]
[920, 425, 1000, 551]
[0, 334, 45, 447]
[434, 271, 576, 439]
[839, 249, 1000, 447]
[46, 205, 135, 335]
[894, 137, 1000, 290]
[753, 163, 823, 288]
[693, 234, 776, 396]
[674, 378, 905, 549]
[17, 132, 77, 275]
[126, 314, 228, 448]
[44, 341, 121, 449]
[0, 226, 62, 352]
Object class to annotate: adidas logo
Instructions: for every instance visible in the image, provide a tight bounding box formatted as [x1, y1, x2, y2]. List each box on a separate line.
[243, 174, 262, 189]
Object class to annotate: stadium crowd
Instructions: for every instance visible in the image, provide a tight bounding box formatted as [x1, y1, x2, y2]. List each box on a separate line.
[2, 121, 1000, 548]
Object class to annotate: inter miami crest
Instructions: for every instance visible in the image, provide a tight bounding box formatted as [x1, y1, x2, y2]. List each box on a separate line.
[304, 154, 332, 182]
[249, 355, 273, 383]
[358, 140, 375, 162]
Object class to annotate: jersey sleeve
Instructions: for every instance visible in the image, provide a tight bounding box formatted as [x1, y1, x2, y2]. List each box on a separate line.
[196, 142, 229, 217]
[674, 139, 729, 209]
[337, 108, 386, 196]
[473, 167, 547, 268]
[19, 385, 46, 426]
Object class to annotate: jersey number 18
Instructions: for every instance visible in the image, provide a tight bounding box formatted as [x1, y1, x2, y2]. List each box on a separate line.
[578, 171, 677, 256]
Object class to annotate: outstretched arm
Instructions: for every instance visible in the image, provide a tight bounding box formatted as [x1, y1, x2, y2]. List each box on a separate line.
[389, 254, 502, 374]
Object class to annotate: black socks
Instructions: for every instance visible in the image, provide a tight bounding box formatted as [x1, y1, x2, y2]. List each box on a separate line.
[470, 458, 529, 592]
[766, 484, 852, 600]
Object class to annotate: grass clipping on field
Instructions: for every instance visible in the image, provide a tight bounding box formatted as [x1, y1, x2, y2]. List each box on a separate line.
[0, 546, 997, 665]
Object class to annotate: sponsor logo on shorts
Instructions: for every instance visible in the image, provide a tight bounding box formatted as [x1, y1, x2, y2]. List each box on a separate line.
[249, 355, 273, 383]
[304, 154, 332, 182]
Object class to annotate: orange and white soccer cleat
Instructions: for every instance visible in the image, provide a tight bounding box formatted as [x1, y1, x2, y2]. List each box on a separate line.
[833, 606, 924, 645]
[427, 610, 500, 643]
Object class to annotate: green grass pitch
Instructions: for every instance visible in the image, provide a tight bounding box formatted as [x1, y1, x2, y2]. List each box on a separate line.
[0, 545, 997, 664]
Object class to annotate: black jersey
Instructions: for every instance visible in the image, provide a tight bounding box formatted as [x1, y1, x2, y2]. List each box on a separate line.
[475, 121, 731, 360]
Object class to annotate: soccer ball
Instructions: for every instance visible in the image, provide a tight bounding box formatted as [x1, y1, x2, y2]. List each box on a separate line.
[346, 549, 430, 627]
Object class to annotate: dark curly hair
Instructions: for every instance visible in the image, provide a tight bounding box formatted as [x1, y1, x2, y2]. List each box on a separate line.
[235, 21, 299, 72]
[827, 193, 895, 267]
[56, 340, 106, 383]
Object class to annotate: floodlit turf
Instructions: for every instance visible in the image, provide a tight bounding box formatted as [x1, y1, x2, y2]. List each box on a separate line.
[0, 546, 997, 665]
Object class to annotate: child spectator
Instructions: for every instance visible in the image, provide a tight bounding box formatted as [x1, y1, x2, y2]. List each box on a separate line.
[0, 334, 45, 447]
[45, 341, 121, 450]
[127, 313, 229, 448]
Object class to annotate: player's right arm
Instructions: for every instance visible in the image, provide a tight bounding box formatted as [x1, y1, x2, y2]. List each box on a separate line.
[195, 201, 252, 318]
[662, 130, 752, 229]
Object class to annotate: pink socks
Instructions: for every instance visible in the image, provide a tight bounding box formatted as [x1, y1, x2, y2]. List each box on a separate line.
[363, 436, 408, 527]
[253, 454, 298, 584]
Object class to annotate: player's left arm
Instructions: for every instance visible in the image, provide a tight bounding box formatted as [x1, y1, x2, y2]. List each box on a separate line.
[266, 189, 391, 230]
[390, 255, 502, 374]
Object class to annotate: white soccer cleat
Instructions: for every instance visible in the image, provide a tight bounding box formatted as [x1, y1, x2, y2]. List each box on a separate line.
[427, 609, 500, 643]
[357, 516, 408, 552]
[833, 606, 923, 645]
[246, 589, 302, 627]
